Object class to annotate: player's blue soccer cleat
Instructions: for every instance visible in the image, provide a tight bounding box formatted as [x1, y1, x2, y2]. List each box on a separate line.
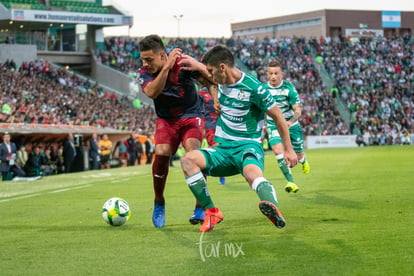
[189, 207, 205, 225]
[152, 203, 165, 228]
[259, 200, 286, 229]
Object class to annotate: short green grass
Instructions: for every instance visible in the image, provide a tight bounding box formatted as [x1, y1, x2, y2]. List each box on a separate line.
[0, 146, 413, 275]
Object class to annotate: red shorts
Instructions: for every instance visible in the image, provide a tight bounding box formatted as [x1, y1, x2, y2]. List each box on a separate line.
[155, 117, 205, 153]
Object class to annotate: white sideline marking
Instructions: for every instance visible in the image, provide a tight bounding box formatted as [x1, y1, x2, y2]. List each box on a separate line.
[0, 184, 92, 202]
[0, 193, 41, 203]
[82, 173, 112, 178]
[48, 184, 92, 194]
[111, 178, 130, 183]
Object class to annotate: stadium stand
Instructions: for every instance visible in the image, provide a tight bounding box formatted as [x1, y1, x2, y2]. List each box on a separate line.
[313, 35, 413, 144]
[95, 35, 412, 145]
[0, 59, 156, 134]
[1, 30, 412, 176]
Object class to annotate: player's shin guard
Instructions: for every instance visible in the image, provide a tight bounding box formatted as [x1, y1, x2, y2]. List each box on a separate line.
[252, 177, 279, 206]
[186, 172, 215, 210]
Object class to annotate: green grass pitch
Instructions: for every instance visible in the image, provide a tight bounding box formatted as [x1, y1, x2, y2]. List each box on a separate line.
[0, 146, 413, 275]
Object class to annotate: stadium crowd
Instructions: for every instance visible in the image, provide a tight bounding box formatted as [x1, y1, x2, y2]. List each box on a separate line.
[0, 34, 412, 176]
[96, 35, 413, 142]
[314, 34, 413, 145]
[0, 59, 156, 134]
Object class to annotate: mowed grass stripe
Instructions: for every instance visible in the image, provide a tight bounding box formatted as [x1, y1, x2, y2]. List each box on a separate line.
[0, 146, 412, 275]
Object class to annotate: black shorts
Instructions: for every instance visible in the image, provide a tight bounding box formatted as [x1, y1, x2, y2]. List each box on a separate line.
[100, 154, 110, 164]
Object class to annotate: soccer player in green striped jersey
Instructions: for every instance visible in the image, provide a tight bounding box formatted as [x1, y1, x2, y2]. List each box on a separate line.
[179, 45, 298, 232]
[263, 60, 311, 194]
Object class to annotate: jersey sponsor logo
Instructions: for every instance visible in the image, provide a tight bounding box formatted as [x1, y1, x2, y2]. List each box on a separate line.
[230, 102, 244, 108]
[237, 90, 247, 101]
[269, 88, 289, 96]
[222, 113, 244, 122]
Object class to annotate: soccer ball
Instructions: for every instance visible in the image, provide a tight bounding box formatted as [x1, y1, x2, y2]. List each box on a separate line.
[102, 197, 131, 226]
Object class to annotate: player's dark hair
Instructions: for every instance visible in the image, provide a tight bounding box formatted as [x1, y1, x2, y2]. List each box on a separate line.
[138, 34, 165, 52]
[268, 59, 283, 69]
[201, 45, 234, 67]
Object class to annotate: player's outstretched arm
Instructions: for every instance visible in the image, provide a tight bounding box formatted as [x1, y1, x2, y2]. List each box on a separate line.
[178, 55, 214, 84]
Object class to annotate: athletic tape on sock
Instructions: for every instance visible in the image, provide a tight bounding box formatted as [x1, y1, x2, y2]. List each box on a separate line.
[251, 177, 268, 191]
[186, 171, 204, 185]
[276, 153, 284, 160]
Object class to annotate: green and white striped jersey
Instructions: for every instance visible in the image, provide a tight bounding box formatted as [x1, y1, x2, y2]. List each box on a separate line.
[264, 80, 300, 128]
[214, 72, 276, 144]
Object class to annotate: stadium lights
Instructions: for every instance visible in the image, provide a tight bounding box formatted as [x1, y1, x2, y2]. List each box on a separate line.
[173, 14, 184, 38]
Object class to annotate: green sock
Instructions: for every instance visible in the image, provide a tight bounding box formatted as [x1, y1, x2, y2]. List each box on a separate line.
[252, 178, 279, 207]
[186, 172, 214, 210]
[276, 154, 294, 182]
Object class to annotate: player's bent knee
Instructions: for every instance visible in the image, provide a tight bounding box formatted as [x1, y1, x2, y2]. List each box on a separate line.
[180, 153, 194, 174]
[180, 151, 204, 176]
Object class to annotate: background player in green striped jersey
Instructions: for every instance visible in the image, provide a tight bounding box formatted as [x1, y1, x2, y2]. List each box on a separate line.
[179, 45, 298, 232]
[263, 60, 310, 193]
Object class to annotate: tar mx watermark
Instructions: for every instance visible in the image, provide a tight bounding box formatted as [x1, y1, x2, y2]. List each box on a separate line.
[196, 232, 245, 262]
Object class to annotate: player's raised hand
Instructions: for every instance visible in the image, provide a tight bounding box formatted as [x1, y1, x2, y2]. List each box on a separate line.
[165, 48, 182, 70]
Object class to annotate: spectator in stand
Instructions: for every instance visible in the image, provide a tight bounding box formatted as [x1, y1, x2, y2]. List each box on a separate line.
[98, 134, 112, 169]
[144, 135, 154, 165]
[136, 138, 143, 165]
[0, 132, 25, 180]
[355, 133, 367, 147]
[41, 147, 55, 175]
[402, 129, 411, 145]
[16, 144, 28, 169]
[89, 133, 100, 170]
[24, 145, 46, 177]
[118, 139, 128, 167]
[49, 145, 62, 174]
[126, 134, 137, 166]
[62, 133, 77, 173]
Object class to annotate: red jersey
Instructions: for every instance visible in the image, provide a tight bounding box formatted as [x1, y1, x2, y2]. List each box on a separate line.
[139, 56, 203, 119]
[198, 88, 217, 130]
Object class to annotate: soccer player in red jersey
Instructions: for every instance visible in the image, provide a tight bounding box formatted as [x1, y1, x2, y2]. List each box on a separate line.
[138, 35, 214, 228]
[197, 82, 226, 185]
